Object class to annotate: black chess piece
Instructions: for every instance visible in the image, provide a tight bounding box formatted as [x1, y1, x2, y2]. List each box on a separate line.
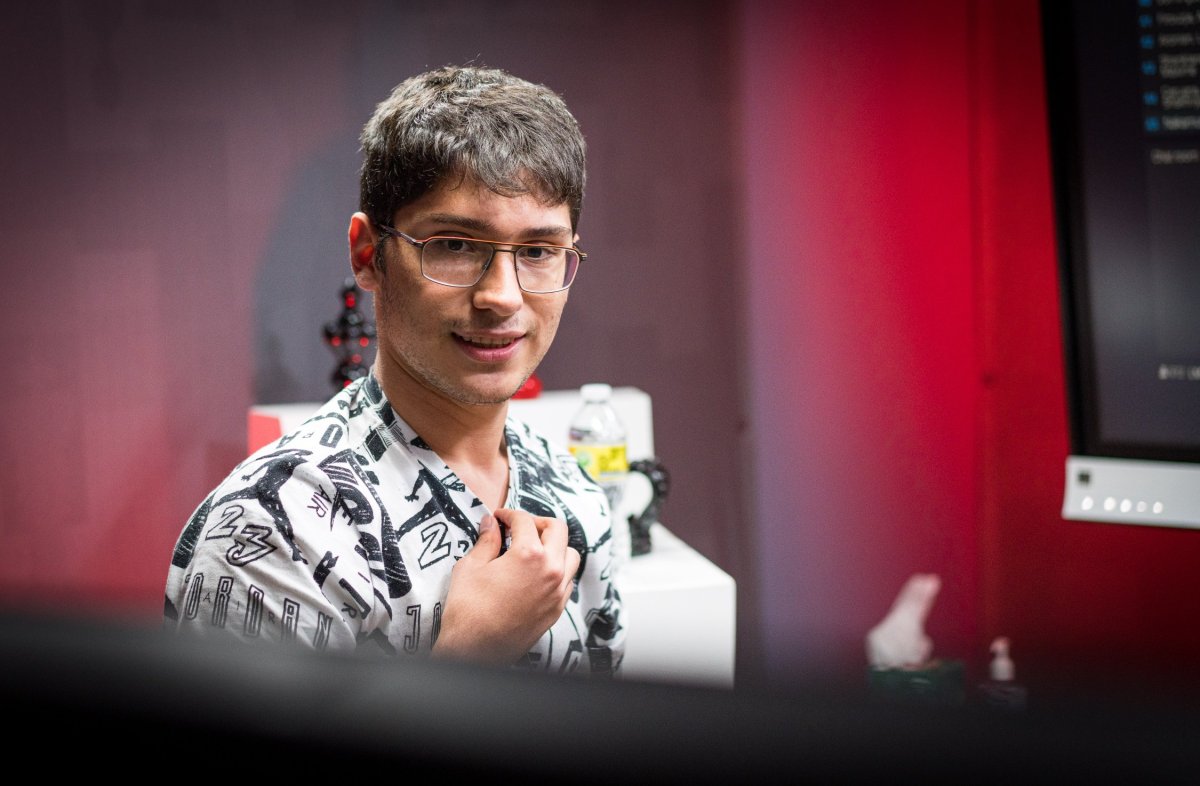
[322, 277, 376, 391]
[627, 458, 670, 556]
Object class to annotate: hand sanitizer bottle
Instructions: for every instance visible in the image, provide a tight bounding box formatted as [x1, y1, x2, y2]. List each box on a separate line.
[978, 636, 1028, 711]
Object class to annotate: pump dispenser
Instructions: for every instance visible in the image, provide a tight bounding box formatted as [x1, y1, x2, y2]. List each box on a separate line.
[978, 636, 1027, 710]
[990, 637, 1015, 681]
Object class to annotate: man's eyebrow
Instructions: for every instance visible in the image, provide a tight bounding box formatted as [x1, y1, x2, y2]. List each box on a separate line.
[421, 213, 572, 240]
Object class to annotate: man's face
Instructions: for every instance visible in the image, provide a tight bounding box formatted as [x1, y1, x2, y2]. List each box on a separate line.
[357, 178, 573, 409]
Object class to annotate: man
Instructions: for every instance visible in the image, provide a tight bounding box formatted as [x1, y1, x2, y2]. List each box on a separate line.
[164, 66, 624, 676]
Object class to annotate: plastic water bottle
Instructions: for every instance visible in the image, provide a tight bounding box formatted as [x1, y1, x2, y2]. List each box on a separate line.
[568, 383, 630, 565]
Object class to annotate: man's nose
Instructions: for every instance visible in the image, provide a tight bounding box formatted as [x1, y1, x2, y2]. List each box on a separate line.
[471, 248, 524, 314]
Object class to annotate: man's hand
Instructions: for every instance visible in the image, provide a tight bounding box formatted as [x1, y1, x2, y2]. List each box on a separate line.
[432, 509, 581, 666]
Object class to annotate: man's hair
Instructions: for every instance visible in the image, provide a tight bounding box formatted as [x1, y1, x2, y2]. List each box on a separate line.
[359, 65, 586, 232]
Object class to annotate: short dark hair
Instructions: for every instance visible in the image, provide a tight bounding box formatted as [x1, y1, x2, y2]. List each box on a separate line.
[359, 65, 586, 232]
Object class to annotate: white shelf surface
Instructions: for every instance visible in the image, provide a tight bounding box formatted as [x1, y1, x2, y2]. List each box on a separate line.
[616, 523, 736, 688]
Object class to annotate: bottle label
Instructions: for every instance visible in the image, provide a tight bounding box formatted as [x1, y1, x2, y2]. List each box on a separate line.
[569, 443, 629, 482]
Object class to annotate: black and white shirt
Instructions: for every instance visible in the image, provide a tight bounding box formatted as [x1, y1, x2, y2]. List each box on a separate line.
[164, 374, 624, 676]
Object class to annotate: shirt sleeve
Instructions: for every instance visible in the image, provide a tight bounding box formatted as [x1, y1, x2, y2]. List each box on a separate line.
[164, 448, 381, 653]
[586, 560, 626, 677]
[565, 456, 627, 677]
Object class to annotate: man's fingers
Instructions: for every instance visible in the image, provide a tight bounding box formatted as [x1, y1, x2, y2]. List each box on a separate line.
[560, 547, 582, 594]
[537, 514, 569, 554]
[493, 511, 574, 592]
[493, 508, 538, 549]
[495, 509, 569, 553]
[464, 514, 502, 562]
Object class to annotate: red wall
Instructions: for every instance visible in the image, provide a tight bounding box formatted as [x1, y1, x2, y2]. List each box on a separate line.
[739, 0, 981, 684]
[975, 3, 1200, 692]
[740, 0, 1200, 693]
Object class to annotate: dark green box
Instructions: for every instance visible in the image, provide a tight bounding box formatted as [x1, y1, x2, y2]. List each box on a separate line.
[867, 659, 966, 707]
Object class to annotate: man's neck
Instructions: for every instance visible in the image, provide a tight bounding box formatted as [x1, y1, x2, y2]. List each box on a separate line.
[372, 362, 510, 483]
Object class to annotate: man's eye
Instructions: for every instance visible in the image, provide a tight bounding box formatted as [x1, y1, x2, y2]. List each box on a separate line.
[440, 238, 474, 253]
[519, 245, 559, 263]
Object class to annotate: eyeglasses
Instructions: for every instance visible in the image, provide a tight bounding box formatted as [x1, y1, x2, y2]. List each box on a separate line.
[377, 224, 585, 294]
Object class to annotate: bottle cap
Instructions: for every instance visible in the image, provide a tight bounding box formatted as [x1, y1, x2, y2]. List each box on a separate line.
[580, 383, 612, 402]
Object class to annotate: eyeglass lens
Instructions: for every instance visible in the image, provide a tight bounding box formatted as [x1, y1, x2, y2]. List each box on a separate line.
[421, 237, 579, 292]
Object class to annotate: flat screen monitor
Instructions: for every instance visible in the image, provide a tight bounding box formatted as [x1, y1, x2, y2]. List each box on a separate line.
[1041, 1, 1200, 528]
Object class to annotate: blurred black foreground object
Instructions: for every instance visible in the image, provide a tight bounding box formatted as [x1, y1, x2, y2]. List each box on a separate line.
[2, 612, 1197, 783]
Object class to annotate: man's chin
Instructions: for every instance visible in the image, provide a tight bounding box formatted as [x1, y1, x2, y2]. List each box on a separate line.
[442, 375, 531, 407]
[458, 392, 515, 407]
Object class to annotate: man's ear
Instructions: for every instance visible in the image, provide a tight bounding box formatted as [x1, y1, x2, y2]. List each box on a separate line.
[348, 212, 382, 290]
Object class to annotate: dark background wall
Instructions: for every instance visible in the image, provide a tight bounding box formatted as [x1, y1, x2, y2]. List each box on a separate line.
[3, 0, 1200, 695]
[0, 0, 748, 640]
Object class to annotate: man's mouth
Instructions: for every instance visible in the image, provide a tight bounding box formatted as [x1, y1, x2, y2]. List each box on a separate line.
[455, 333, 520, 349]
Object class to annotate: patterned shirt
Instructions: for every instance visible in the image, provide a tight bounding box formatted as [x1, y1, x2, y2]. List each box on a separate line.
[164, 374, 624, 676]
